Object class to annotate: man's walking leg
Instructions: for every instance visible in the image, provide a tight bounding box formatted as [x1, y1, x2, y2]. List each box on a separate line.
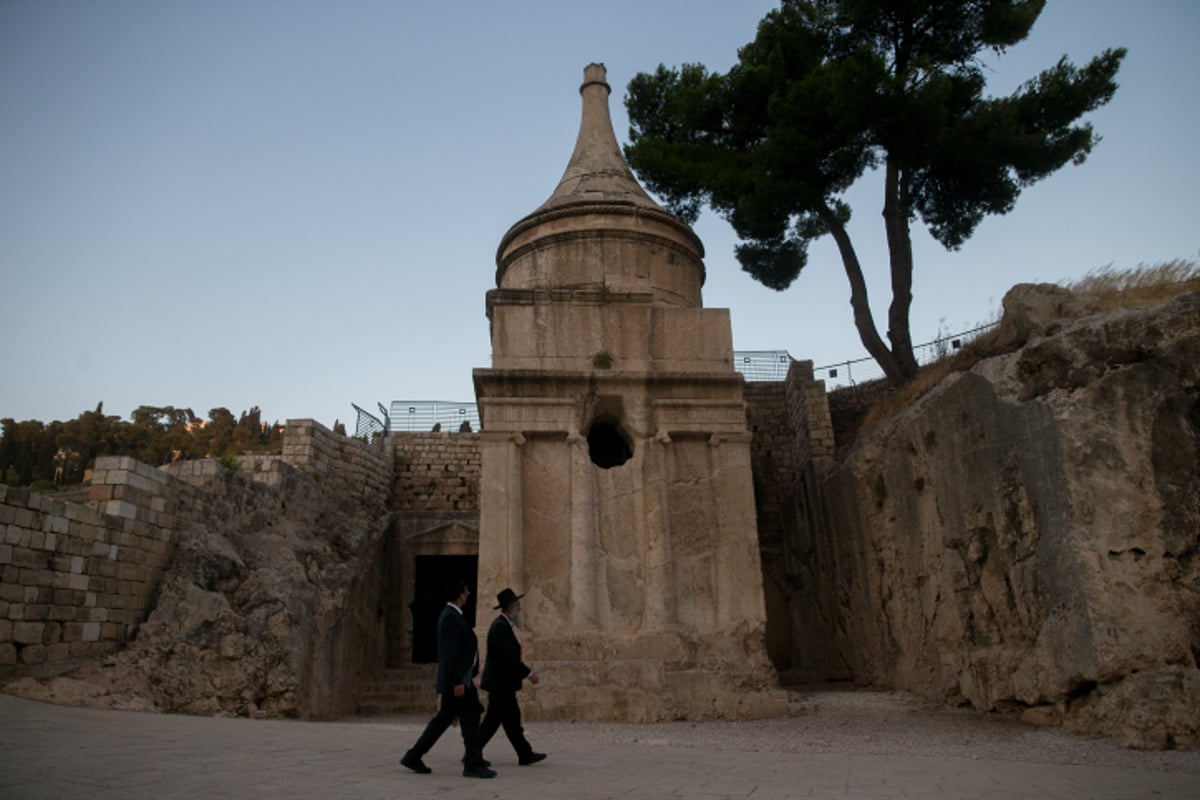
[502, 700, 534, 760]
[480, 692, 503, 749]
[402, 694, 456, 773]
[459, 688, 494, 778]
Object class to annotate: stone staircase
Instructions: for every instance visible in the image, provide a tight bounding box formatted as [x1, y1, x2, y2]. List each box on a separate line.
[357, 665, 439, 716]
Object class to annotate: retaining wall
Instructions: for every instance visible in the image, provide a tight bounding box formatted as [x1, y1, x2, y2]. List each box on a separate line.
[0, 459, 178, 677]
[0, 418, 391, 682]
[392, 432, 481, 512]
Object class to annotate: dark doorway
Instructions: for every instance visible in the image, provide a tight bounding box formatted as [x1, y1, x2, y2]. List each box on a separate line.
[410, 555, 478, 663]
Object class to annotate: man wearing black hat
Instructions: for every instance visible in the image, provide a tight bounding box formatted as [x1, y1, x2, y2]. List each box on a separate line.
[401, 579, 496, 779]
[480, 588, 547, 765]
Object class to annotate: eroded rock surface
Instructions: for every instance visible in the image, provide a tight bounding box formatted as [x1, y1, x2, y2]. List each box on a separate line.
[5, 465, 388, 719]
[809, 290, 1199, 749]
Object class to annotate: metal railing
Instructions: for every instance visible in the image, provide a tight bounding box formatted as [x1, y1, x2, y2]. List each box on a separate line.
[351, 403, 386, 441]
[351, 323, 999, 438]
[353, 400, 481, 438]
[732, 351, 794, 381]
[811, 322, 999, 388]
[388, 401, 481, 433]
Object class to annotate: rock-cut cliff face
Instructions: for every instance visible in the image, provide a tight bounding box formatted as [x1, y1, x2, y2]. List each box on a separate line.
[813, 289, 1200, 749]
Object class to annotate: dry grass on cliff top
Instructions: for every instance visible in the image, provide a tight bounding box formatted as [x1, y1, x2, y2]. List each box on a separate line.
[850, 258, 1200, 445]
[1067, 257, 1200, 310]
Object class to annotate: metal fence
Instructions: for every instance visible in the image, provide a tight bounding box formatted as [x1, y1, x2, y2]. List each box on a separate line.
[352, 323, 998, 437]
[811, 322, 998, 388]
[351, 403, 387, 441]
[352, 400, 481, 438]
[732, 351, 794, 381]
[387, 400, 481, 432]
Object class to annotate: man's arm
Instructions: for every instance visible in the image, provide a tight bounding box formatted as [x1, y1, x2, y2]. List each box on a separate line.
[438, 610, 466, 695]
[494, 621, 533, 684]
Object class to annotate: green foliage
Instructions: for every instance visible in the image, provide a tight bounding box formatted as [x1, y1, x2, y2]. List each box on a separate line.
[592, 350, 615, 369]
[625, 0, 1124, 384]
[0, 404, 284, 488]
[215, 452, 241, 471]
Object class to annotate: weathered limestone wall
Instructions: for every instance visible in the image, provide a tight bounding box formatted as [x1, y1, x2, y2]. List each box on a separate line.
[2, 419, 394, 719]
[392, 432, 480, 511]
[384, 432, 481, 669]
[800, 292, 1200, 748]
[744, 381, 793, 670]
[0, 460, 175, 678]
[826, 378, 893, 450]
[745, 360, 838, 678]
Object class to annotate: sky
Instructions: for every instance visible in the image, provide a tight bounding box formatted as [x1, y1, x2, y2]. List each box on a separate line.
[2, 0, 1197, 431]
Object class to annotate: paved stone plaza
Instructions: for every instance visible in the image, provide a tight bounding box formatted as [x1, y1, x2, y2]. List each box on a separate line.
[2, 689, 1197, 799]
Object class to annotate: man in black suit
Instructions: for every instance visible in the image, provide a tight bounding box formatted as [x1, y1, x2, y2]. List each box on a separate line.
[400, 580, 496, 779]
[480, 588, 546, 765]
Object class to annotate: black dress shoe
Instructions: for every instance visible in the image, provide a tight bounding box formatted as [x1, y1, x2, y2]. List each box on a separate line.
[400, 752, 432, 774]
[463, 764, 497, 779]
[519, 752, 547, 765]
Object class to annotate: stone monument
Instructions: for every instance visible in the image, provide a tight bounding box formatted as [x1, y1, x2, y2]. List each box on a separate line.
[472, 64, 784, 721]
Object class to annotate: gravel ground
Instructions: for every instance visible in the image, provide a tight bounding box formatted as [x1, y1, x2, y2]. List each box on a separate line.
[452, 686, 1200, 774]
[5, 687, 1198, 799]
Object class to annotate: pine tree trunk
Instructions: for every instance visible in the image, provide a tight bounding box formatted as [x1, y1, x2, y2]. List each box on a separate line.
[820, 206, 909, 385]
[883, 161, 919, 382]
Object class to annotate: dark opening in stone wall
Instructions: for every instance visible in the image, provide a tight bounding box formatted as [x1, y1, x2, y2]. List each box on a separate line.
[587, 420, 632, 468]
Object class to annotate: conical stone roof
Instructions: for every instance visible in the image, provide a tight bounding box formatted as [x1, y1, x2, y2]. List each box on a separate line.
[533, 62, 662, 213]
[495, 63, 704, 300]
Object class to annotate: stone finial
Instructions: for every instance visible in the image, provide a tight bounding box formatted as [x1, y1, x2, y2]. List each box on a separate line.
[536, 63, 660, 212]
[581, 62, 610, 93]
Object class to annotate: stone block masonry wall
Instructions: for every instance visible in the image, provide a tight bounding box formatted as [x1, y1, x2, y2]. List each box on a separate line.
[282, 419, 392, 505]
[0, 458, 177, 678]
[1, 419, 393, 683]
[392, 432, 481, 512]
[785, 360, 835, 473]
[162, 419, 391, 503]
[744, 381, 795, 557]
[743, 360, 835, 540]
[826, 377, 894, 449]
[744, 360, 837, 677]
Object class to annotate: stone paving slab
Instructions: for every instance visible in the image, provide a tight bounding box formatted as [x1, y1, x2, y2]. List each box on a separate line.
[2, 693, 1198, 799]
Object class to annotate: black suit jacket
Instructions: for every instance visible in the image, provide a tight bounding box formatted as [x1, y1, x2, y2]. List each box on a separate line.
[481, 614, 531, 693]
[435, 604, 478, 694]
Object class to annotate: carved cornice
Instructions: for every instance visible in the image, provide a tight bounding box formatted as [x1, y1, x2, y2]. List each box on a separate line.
[650, 399, 750, 435]
[477, 397, 579, 433]
[495, 203, 705, 283]
[486, 287, 656, 312]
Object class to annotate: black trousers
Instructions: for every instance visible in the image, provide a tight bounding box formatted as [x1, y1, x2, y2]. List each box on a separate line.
[480, 690, 533, 759]
[408, 687, 485, 767]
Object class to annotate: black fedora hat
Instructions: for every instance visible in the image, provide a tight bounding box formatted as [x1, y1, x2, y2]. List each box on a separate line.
[494, 588, 525, 609]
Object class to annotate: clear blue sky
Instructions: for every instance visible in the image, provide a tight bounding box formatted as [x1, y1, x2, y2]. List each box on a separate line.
[2, 1, 1197, 430]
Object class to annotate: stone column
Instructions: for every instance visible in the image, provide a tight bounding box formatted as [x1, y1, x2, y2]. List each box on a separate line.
[478, 431, 526, 600]
[708, 432, 764, 627]
[506, 433, 526, 591]
[642, 429, 676, 631]
[568, 429, 598, 627]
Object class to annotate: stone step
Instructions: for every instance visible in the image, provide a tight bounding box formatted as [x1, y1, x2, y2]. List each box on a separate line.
[358, 666, 439, 715]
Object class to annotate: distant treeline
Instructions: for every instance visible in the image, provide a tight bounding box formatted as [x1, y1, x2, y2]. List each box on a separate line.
[0, 404, 289, 490]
